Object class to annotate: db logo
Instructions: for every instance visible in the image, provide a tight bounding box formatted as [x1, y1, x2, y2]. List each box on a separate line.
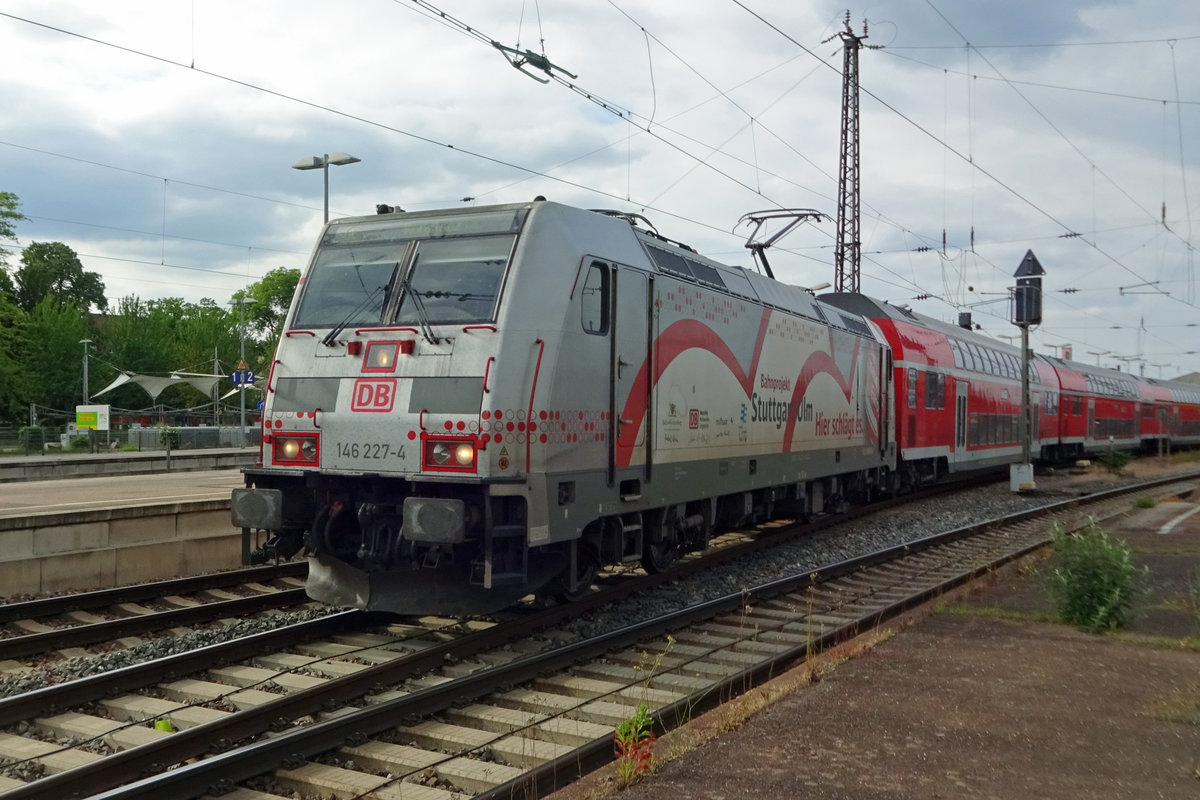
[351, 378, 396, 412]
[688, 408, 699, 430]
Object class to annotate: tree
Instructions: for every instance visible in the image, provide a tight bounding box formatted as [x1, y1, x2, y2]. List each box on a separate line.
[14, 241, 108, 313]
[238, 267, 300, 340]
[0, 292, 30, 424]
[100, 295, 245, 411]
[235, 266, 300, 369]
[20, 298, 93, 412]
[0, 193, 29, 423]
[0, 191, 27, 300]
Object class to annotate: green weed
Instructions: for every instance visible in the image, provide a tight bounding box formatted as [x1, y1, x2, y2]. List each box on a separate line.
[613, 703, 655, 786]
[1044, 519, 1145, 633]
[1095, 447, 1132, 475]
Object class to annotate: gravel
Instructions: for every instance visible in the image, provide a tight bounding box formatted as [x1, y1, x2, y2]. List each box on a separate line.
[550, 464, 1198, 642]
[0, 607, 336, 699]
[3, 464, 1193, 699]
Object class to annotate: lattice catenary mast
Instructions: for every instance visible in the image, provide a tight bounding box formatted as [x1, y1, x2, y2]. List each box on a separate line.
[830, 14, 875, 293]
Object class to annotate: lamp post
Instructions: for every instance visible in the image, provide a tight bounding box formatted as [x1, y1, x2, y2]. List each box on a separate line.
[292, 152, 361, 223]
[79, 338, 92, 405]
[228, 297, 257, 447]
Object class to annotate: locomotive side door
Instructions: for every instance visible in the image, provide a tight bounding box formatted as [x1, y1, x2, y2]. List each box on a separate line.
[611, 266, 651, 481]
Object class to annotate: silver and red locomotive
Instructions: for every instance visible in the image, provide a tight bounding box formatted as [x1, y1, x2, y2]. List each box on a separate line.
[233, 199, 895, 614]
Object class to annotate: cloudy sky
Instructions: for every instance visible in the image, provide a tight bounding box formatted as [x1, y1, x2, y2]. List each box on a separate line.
[0, 1, 1196, 376]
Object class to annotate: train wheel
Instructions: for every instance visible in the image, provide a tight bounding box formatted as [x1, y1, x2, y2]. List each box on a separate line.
[641, 508, 681, 574]
[551, 544, 599, 603]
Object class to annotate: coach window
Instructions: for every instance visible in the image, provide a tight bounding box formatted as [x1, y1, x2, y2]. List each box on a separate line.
[966, 343, 982, 372]
[580, 262, 609, 335]
[908, 368, 918, 409]
[925, 371, 939, 410]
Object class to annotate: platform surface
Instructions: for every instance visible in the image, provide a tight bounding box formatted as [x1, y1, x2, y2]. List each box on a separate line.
[0, 469, 245, 517]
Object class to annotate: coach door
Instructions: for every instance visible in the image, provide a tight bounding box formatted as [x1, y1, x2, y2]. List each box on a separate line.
[610, 266, 651, 482]
[955, 381, 969, 452]
[879, 350, 891, 456]
[1031, 391, 1040, 444]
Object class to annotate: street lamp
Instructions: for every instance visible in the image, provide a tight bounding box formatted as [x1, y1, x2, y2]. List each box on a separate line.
[292, 151, 361, 223]
[79, 338, 92, 405]
[228, 297, 258, 447]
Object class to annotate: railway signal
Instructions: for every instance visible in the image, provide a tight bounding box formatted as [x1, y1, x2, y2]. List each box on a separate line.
[1011, 250, 1046, 492]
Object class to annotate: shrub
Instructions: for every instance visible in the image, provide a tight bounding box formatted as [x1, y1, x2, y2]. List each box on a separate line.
[157, 425, 180, 450]
[66, 435, 92, 452]
[1095, 446, 1131, 475]
[17, 426, 49, 453]
[1134, 496, 1156, 509]
[1045, 520, 1143, 633]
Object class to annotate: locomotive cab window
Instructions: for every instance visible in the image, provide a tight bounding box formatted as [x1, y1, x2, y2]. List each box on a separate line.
[581, 262, 609, 335]
[290, 208, 525, 330]
[395, 236, 512, 324]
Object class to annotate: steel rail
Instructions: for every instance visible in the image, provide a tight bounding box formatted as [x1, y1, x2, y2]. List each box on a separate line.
[2, 588, 310, 659]
[0, 562, 307, 624]
[78, 471, 1199, 800]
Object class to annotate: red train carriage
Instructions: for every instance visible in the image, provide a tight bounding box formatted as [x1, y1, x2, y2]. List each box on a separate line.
[1155, 379, 1200, 448]
[822, 294, 1043, 480]
[1043, 359, 1143, 457]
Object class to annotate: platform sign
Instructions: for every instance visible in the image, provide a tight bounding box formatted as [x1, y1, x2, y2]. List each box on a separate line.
[230, 370, 256, 386]
[75, 404, 111, 431]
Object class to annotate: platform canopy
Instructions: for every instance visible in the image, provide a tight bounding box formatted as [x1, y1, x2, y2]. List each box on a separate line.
[93, 371, 223, 402]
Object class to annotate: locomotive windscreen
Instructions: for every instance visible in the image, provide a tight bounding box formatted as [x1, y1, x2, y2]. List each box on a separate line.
[291, 208, 526, 330]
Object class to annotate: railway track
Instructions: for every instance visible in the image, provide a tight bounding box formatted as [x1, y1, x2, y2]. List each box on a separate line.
[0, 564, 312, 662]
[0, 470, 1192, 800]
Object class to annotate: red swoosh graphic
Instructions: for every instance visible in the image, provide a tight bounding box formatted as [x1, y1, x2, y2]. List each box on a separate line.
[616, 310, 857, 465]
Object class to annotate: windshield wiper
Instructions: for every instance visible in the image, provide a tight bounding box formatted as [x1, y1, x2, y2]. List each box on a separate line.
[320, 262, 400, 347]
[321, 283, 385, 347]
[397, 256, 440, 345]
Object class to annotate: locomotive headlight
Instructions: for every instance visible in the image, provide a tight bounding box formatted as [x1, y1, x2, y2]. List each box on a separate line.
[362, 341, 400, 372]
[422, 436, 477, 473]
[273, 433, 320, 466]
[430, 441, 452, 465]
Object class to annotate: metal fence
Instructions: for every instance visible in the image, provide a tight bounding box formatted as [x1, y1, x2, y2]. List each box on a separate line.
[0, 425, 260, 455]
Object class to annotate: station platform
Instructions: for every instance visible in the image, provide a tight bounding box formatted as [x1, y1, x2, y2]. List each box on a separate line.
[0, 466, 251, 598]
[0, 469, 245, 517]
[0, 447, 257, 483]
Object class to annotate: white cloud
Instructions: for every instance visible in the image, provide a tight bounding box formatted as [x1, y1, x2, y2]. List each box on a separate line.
[0, 0, 1196, 374]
